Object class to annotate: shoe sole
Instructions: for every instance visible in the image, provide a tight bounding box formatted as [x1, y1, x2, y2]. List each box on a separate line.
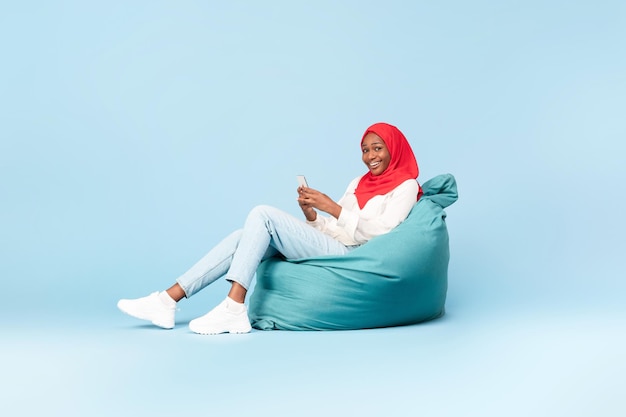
[189, 326, 252, 335]
[117, 303, 174, 329]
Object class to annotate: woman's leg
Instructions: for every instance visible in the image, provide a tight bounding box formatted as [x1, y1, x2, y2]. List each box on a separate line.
[120, 204, 349, 332]
[223, 205, 351, 294]
[183, 204, 350, 304]
[160, 231, 247, 302]
[117, 229, 277, 329]
[165, 283, 186, 302]
[175, 229, 277, 298]
[189, 205, 351, 334]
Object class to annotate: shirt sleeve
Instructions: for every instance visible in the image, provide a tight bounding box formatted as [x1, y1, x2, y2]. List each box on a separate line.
[337, 179, 418, 244]
[307, 178, 418, 245]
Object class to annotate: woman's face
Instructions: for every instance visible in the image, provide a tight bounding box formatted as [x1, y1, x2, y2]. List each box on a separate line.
[361, 133, 391, 176]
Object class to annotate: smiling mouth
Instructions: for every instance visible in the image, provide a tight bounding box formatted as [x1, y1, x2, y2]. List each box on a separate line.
[370, 161, 381, 168]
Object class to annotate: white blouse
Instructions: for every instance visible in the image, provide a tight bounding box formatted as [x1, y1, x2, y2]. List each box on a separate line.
[307, 177, 419, 246]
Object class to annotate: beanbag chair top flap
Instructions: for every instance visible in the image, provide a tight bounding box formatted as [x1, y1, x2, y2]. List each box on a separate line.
[248, 173, 458, 331]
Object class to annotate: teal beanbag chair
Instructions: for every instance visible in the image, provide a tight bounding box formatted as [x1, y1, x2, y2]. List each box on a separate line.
[248, 174, 458, 331]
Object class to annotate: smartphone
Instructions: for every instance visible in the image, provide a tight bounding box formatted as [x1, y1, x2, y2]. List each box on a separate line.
[296, 175, 309, 188]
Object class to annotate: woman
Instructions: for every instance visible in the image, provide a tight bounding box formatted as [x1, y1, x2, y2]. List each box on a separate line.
[118, 122, 422, 335]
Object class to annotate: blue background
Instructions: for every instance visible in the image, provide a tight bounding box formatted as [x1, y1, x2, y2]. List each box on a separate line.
[1, 1, 625, 416]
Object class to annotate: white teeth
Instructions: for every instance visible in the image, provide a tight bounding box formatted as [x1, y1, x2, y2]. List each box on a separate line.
[370, 161, 380, 167]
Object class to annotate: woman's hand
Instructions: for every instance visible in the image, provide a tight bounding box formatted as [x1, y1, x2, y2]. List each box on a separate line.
[297, 186, 342, 220]
[297, 186, 317, 221]
[297, 196, 317, 221]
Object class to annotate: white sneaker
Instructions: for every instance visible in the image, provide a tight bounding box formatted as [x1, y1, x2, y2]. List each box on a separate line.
[189, 297, 252, 335]
[117, 292, 176, 329]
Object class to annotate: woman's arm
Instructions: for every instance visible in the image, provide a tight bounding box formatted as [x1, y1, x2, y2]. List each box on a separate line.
[339, 180, 418, 243]
[299, 178, 418, 245]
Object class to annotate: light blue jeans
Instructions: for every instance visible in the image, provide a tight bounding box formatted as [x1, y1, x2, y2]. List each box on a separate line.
[176, 205, 354, 297]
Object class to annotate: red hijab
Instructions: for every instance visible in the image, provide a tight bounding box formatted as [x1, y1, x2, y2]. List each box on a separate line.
[354, 122, 422, 209]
